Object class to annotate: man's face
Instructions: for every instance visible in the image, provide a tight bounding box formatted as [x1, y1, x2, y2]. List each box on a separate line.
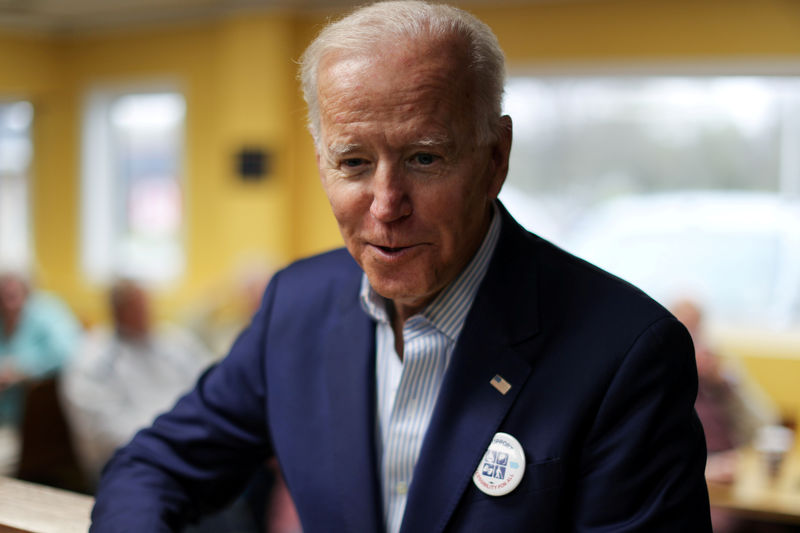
[316, 39, 511, 318]
[114, 285, 150, 340]
[0, 275, 27, 323]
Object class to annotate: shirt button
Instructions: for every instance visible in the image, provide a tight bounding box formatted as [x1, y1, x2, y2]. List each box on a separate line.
[396, 481, 408, 495]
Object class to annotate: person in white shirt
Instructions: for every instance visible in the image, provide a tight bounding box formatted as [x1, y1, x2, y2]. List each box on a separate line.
[60, 280, 212, 483]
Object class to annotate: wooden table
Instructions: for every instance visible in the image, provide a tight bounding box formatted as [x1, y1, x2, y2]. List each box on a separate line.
[708, 447, 800, 525]
[0, 477, 93, 533]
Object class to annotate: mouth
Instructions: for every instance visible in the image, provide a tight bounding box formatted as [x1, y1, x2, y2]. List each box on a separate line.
[368, 242, 419, 259]
[376, 245, 410, 253]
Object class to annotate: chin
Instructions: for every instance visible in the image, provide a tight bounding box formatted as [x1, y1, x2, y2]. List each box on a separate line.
[368, 281, 413, 302]
[371, 278, 439, 311]
[366, 275, 414, 298]
[362, 258, 441, 302]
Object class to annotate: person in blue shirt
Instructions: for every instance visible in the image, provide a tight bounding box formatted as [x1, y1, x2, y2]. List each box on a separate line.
[0, 271, 82, 426]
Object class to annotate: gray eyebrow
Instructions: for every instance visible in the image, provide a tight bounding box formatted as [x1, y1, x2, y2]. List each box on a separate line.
[325, 135, 454, 158]
[327, 143, 361, 157]
[414, 135, 452, 148]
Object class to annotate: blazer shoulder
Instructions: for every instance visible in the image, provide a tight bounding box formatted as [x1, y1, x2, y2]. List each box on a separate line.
[278, 248, 359, 284]
[540, 234, 670, 322]
[269, 247, 362, 315]
[497, 208, 673, 337]
[481, 204, 675, 348]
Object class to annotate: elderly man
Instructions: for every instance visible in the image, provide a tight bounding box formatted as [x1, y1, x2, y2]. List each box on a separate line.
[0, 271, 81, 474]
[91, 2, 711, 531]
[60, 280, 212, 484]
[0, 272, 81, 406]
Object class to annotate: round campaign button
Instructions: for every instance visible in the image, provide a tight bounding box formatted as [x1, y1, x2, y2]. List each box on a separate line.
[472, 432, 526, 496]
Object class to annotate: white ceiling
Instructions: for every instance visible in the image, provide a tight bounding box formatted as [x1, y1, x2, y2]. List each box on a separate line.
[0, 0, 547, 34]
[0, 0, 357, 33]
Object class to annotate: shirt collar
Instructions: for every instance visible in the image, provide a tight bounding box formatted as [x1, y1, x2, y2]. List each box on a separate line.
[360, 202, 502, 341]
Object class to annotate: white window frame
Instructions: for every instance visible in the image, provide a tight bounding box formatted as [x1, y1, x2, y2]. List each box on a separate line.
[80, 81, 186, 286]
[0, 99, 34, 274]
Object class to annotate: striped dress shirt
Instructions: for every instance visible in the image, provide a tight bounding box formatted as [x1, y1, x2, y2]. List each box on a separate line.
[360, 204, 501, 533]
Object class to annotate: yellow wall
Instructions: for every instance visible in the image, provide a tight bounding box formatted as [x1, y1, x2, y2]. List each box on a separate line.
[714, 328, 800, 421]
[1, 1, 800, 409]
[472, 0, 800, 63]
[0, 33, 56, 93]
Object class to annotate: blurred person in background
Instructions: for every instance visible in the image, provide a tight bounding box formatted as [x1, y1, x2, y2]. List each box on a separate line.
[180, 264, 303, 533]
[179, 264, 301, 533]
[672, 299, 777, 465]
[61, 280, 265, 532]
[673, 298, 780, 533]
[182, 260, 275, 359]
[0, 270, 82, 475]
[59, 279, 213, 485]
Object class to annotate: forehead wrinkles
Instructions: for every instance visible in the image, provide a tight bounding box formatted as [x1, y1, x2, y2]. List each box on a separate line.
[324, 87, 448, 127]
[321, 98, 456, 155]
[318, 53, 471, 147]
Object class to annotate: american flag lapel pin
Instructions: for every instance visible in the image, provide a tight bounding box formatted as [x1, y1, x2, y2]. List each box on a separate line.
[490, 374, 511, 395]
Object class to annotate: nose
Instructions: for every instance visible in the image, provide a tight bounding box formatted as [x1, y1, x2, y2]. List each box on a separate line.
[370, 162, 412, 223]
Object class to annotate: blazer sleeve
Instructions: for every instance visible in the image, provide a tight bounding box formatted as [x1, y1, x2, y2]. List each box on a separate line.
[573, 316, 711, 532]
[90, 273, 281, 532]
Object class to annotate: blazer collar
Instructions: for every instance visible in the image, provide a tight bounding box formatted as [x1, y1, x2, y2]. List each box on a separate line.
[323, 268, 384, 533]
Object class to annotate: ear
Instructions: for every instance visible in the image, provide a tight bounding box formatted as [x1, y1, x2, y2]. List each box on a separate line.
[487, 115, 512, 200]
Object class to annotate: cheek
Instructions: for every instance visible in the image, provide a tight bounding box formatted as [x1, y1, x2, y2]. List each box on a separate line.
[436, 182, 489, 246]
[326, 184, 369, 230]
[427, 176, 483, 222]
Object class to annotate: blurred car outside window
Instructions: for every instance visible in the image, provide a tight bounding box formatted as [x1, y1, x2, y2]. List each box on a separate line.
[499, 72, 800, 365]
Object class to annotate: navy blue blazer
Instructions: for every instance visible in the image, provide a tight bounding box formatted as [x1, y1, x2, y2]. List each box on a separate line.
[91, 205, 711, 532]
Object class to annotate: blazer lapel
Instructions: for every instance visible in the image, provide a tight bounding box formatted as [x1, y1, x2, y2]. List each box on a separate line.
[323, 282, 385, 533]
[399, 206, 541, 533]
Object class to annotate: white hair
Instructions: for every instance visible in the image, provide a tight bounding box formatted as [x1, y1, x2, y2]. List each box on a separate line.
[299, 0, 506, 147]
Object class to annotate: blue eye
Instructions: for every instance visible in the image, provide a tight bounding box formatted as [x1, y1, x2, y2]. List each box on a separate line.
[343, 158, 366, 168]
[413, 153, 437, 165]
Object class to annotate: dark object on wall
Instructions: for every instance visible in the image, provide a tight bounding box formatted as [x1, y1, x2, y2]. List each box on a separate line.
[236, 147, 271, 181]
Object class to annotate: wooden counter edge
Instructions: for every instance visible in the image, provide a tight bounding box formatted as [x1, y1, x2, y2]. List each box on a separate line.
[0, 476, 93, 533]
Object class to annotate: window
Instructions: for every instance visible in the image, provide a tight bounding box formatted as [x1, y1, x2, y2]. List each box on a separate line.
[81, 89, 186, 284]
[501, 76, 800, 231]
[0, 101, 33, 273]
